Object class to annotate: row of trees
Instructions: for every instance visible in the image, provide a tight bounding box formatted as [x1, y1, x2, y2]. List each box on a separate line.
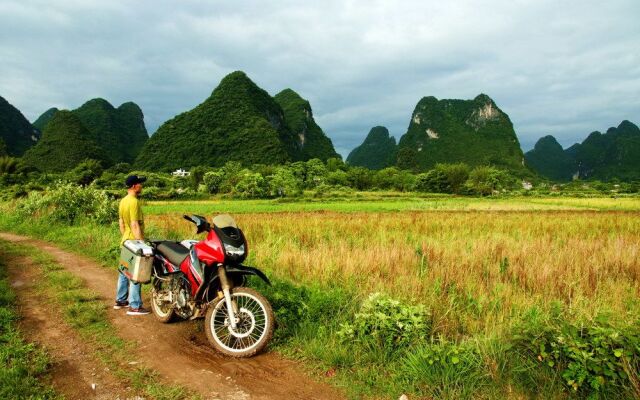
[2, 156, 638, 200]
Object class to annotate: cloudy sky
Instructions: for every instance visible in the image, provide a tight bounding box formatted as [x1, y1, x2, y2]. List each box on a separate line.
[1, 0, 638, 157]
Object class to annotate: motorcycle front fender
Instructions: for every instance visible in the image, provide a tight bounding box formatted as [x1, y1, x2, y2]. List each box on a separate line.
[228, 264, 271, 286]
[197, 264, 271, 302]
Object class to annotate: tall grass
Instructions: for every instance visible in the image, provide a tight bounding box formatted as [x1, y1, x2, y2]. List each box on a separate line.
[149, 211, 640, 338]
[2, 196, 639, 398]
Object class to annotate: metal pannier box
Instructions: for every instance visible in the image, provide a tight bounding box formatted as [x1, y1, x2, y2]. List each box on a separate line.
[120, 240, 154, 284]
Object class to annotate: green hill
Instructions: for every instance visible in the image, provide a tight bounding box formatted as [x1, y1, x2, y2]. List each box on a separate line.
[0, 95, 39, 156]
[524, 136, 576, 181]
[22, 111, 108, 172]
[396, 94, 525, 173]
[573, 120, 640, 180]
[72, 99, 148, 164]
[526, 120, 640, 181]
[346, 126, 397, 170]
[32, 107, 59, 132]
[274, 89, 339, 161]
[135, 71, 304, 170]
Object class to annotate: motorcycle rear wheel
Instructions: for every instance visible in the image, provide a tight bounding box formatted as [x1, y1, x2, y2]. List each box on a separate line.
[151, 284, 175, 323]
[205, 287, 274, 357]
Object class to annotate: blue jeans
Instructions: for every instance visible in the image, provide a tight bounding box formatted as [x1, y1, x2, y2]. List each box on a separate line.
[116, 270, 142, 309]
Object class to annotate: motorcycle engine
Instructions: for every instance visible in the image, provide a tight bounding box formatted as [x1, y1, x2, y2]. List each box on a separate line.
[170, 276, 194, 319]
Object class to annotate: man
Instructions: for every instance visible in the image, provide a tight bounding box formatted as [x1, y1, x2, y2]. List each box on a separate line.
[114, 175, 150, 315]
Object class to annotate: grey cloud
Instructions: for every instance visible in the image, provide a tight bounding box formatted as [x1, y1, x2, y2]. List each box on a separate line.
[0, 0, 638, 159]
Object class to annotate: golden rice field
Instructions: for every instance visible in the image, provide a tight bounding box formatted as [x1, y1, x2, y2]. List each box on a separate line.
[147, 207, 640, 339]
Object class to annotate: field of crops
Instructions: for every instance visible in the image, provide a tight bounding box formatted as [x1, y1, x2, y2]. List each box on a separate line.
[148, 204, 640, 338]
[2, 194, 639, 398]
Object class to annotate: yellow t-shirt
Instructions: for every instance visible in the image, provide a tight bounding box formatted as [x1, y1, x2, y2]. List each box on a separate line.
[119, 194, 144, 244]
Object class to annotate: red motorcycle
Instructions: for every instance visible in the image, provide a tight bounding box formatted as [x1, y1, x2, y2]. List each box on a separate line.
[149, 214, 274, 357]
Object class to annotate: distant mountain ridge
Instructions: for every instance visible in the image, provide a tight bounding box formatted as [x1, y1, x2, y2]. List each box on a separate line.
[525, 120, 640, 181]
[346, 126, 396, 170]
[274, 88, 340, 161]
[73, 98, 148, 164]
[397, 94, 525, 172]
[25, 98, 148, 171]
[22, 111, 109, 172]
[347, 94, 526, 173]
[135, 71, 340, 170]
[0, 95, 39, 156]
[32, 107, 59, 132]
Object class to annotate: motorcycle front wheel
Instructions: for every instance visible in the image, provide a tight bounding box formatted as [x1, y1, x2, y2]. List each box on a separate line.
[205, 287, 274, 357]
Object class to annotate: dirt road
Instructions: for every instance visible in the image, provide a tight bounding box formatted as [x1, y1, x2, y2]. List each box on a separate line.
[1, 232, 344, 400]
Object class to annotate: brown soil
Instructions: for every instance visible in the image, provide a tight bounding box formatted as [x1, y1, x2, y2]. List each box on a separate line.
[1, 232, 345, 400]
[8, 253, 133, 400]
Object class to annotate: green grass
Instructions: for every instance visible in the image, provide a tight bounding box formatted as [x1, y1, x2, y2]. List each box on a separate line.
[2, 195, 640, 399]
[0, 240, 199, 400]
[144, 195, 640, 215]
[0, 245, 60, 399]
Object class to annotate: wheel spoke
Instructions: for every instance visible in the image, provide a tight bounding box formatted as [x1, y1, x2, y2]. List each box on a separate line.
[209, 290, 271, 354]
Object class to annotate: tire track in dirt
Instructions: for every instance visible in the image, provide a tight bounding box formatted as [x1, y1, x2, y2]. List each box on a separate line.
[0, 232, 344, 400]
[7, 252, 133, 400]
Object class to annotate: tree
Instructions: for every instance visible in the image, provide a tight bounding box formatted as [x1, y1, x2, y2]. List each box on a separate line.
[190, 166, 207, 190]
[347, 167, 373, 190]
[233, 170, 267, 198]
[108, 162, 132, 174]
[374, 167, 400, 190]
[203, 171, 224, 194]
[441, 163, 470, 194]
[268, 166, 301, 197]
[220, 161, 243, 192]
[413, 163, 470, 193]
[466, 166, 516, 196]
[327, 169, 348, 186]
[326, 157, 346, 172]
[304, 158, 328, 188]
[70, 159, 104, 186]
[414, 170, 447, 193]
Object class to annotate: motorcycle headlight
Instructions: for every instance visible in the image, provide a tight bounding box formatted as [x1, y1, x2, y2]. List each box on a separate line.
[224, 243, 245, 256]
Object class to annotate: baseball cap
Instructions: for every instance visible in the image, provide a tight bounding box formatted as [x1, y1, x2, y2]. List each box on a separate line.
[125, 175, 147, 188]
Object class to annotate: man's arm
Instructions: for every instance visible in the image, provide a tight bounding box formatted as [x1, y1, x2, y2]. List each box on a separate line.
[131, 220, 143, 241]
[119, 217, 125, 236]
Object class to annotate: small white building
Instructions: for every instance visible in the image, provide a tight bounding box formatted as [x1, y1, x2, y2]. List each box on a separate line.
[172, 168, 191, 177]
[521, 181, 533, 190]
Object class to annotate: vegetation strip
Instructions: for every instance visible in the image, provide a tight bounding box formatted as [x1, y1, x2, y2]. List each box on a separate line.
[0, 239, 199, 400]
[2, 189, 640, 398]
[0, 245, 59, 399]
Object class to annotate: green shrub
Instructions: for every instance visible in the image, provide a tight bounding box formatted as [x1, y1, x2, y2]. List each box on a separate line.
[512, 310, 640, 398]
[338, 292, 431, 349]
[16, 181, 117, 225]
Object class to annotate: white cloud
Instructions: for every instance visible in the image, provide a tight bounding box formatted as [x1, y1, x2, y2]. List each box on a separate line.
[0, 0, 638, 158]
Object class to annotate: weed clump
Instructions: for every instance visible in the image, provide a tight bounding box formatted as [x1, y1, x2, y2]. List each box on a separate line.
[400, 339, 490, 398]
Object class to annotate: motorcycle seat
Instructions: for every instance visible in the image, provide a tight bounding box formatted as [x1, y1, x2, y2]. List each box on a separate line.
[156, 241, 190, 266]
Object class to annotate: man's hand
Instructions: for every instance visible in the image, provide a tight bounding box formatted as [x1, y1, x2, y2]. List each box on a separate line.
[131, 220, 144, 241]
